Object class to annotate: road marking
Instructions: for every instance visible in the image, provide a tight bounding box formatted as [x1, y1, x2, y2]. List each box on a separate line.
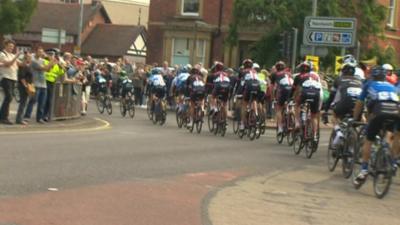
[0, 117, 111, 135]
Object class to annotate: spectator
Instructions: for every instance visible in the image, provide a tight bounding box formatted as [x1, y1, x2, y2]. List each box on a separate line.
[43, 49, 65, 121]
[16, 51, 33, 125]
[24, 47, 55, 123]
[122, 57, 135, 79]
[0, 39, 21, 125]
[81, 61, 94, 115]
[132, 67, 145, 106]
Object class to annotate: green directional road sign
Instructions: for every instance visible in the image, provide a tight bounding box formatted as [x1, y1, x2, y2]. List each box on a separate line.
[303, 17, 357, 47]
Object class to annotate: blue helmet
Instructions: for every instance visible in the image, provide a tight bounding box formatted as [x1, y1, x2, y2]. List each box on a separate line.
[371, 66, 386, 79]
[151, 68, 161, 75]
[180, 66, 189, 74]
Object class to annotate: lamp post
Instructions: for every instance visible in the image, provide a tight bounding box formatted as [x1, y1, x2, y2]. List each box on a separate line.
[77, 0, 84, 56]
[311, 0, 317, 56]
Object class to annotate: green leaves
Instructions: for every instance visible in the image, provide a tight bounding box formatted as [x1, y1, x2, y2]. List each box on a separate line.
[228, 0, 388, 68]
[0, 0, 38, 35]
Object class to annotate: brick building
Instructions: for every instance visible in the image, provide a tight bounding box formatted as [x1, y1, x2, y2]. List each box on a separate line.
[146, 0, 265, 68]
[378, 0, 400, 62]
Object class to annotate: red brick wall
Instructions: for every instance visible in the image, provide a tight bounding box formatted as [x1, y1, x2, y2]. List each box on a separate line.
[81, 10, 107, 44]
[147, 0, 235, 65]
[377, 0, 400, 61]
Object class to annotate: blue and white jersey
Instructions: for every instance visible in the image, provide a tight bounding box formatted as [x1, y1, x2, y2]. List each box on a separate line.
[149, 74, 166, 87]
[176, 72, 190, 88]
[359, 81, 399, 102]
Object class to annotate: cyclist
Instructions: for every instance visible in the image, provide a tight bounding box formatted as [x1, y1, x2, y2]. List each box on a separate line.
[206, 62, 218, 107]
[210, 62, 231, 121]
[253, 63, 267, 119]
[293, 61, 322, 141]
[118, 70, 134, 101]
[353, 66, 400, 184]
[148, 68, 167, 112]
[187, 65, 206, 128]
[326, 61, 363, 147]
[173, 66, 191, 113]
[383, 63, 398, 85]
[240, 59, 261, 131]
[271, 61, 293, 135]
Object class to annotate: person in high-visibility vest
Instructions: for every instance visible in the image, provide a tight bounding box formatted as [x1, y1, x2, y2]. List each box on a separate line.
[43, 50, 65, 121]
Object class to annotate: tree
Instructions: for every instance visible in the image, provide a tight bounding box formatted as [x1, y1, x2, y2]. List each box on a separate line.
[0, 0, 38, 35]
[228, 0, 387, 69]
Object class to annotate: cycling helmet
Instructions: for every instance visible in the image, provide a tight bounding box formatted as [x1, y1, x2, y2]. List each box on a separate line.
[382, 63, 394, 71]
[214, 61, 225, 72]
[370, 66, 386, 80]
[151, 68, 161, 75]
[343, 54, 357, 65]
[180, 66, 189, 73]
[275, 61, 286, 71]
[120, 70, 127, 77]
[252, 63, 260, 69]
[190, 67, 201, 75]
[341, 62, 356, 76]
[242, 59, 253, 69]
[297, 61, 312, 73]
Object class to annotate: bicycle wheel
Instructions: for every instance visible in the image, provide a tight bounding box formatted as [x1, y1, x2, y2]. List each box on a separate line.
[105, 97, 112, 115]
[373, 149, 393, 199]
[293, 130, 302, 155]
[327, 130, 339, 172]
[351, 138, 364, 190]
[248, 111, 257, 141]
[305, 120, 314, 158]
[176, 108, 183, 128]
[196, 108, 204, 134]
[128, 99, 135, 118]
[120, 98, 126, 117]
[96, 94, 105, 114]
[232, 109, 240, 134]
[286, 113, 296, 146]
[147, 100, 153, 120]
[208, 113, 215, 132]
[276, 121, 284, 144]
[342, 129, 356, 179]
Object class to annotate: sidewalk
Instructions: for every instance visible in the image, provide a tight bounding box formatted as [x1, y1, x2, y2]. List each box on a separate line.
[207, 166, 400, 225]
[0, 116, 109, 134]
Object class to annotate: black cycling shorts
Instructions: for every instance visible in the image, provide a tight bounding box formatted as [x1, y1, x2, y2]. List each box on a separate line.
[333, 98, 357, 119]
[276, 88, 292, 107]
[299, 88, 320, 114]
[366, 113, 400, 141]
[152, 86, 166, 99]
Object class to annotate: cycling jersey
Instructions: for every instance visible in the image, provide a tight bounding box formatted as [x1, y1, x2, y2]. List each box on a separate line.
[332, 76, 363, 118]
[149, 74, 166, 87]
[359, 80, 399, 115]
[271, 71, 293, 106]
[294, 72, 321, 114]
[120, 78, 134, 97]
[187, 74, 205, 101]
[243, 69, 261, 102]
[213, 71, 231, 102]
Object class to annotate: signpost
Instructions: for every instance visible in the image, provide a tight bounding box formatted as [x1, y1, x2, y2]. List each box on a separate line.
[303, 17, 357, 48]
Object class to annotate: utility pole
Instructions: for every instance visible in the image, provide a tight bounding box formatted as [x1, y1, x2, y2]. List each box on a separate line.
[311, 0, 317, 56]
[77, 0, 84, 56]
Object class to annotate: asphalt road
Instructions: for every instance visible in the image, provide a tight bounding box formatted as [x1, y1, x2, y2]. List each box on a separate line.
[0, 101, 398, 225]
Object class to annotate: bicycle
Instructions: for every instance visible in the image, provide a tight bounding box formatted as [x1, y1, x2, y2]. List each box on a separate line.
[152, 97, 167, 125]
[176, 97, 190, 129]
[255, 101, 266, 139]
[189, 99, 204, 133]
[211, 96, 228, 137]
[293, 100, 319, 158]
[351, 121, 396, 199]
[327, 117, 362, 178]
[96, 91, 112, 115]
[119, 90, 135, 118]
[238, 92, 258, 141]
[276, 100, 296, 145]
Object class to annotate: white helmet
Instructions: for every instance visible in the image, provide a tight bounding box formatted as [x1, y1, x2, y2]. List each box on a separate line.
[382, 63, 394, 71]
[252, 63, 260, 69]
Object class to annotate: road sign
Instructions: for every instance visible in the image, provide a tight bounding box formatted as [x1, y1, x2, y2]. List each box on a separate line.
[306, 55, 319, 72]
[41, 28, 66, 44]
[303, 17, 357, 47]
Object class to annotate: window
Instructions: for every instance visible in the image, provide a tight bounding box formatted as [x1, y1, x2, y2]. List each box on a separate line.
[181, 0, 200, 16]
[196, 40, 206, 65]
[172, 38, 190, 66]
[388, 0, 397, 28]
